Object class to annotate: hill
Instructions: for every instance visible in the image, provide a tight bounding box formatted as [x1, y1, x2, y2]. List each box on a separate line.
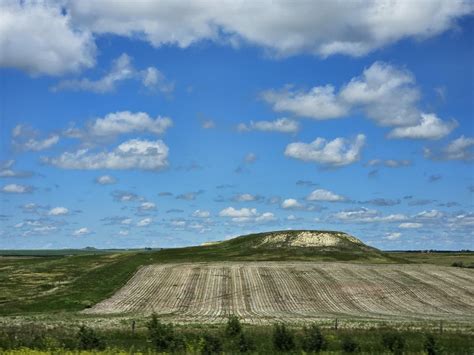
[157, 230, 397, 263]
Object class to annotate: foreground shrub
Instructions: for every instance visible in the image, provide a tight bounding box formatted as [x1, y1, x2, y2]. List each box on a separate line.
[76, 325, 105, 350]
[225, 315, 242, 337]
[146, 313, 183, 352]
[381, 331, 405, 354]
[201, 333, 223, 354]
[340, 335, 359, 353]
[301, 323, 326, 353]
[273, 323, 295, 351]
[424, 334, 440, 355]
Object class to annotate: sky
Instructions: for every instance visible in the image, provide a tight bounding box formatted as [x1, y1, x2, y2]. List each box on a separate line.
[0, 0, 473, 250]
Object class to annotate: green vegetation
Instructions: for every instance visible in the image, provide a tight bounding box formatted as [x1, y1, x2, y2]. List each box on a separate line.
[389, 251, 474, 266]
[0, 316, 472, 353]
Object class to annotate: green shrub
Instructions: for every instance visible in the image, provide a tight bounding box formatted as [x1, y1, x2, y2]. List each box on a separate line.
[76, 325, 105, 350]
[381, 331, 405, 354]
[341, 335, 359, 353]
[237, 332, 256, 353]
[201, 333, 223, 354]
[301, 323, 326, 353]
[424, 334, 440, 355]
[146, 313, 182, 352]
[273, 323, 295, 352]
[225, 315, 242, 337]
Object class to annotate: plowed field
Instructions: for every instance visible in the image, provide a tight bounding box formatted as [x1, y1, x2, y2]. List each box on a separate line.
[85, 262, 474, 323]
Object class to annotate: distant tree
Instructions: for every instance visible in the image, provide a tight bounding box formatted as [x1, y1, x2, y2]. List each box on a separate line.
[76, 325, 105, 350]
[201, 333, 223, 354]
[340, 335, 359, 353]
[146, 313, 179, 352]
[225, 315, 242, 337]
[301, 323, 326, 353]
[381, 331, 405, 355]
[237, 332, 256, 353]
[424, 334, 440, 355]
[273, 323, 295, 351]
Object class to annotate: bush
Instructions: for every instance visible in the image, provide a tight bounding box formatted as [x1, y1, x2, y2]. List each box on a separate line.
[76, 325, 105, 350]
[237, 332, 256, 353]
[201, 333, 223, 354]
[381, 331, 405, 354]
[341, 335, 359, 353]
[424, 334, 440, 355]
[146, 313, 182, 352]
[451, 261, 464, 267]
[301, 324, 326, 353]
[225, 315, 242, 337]
[273, 323, 295, 352]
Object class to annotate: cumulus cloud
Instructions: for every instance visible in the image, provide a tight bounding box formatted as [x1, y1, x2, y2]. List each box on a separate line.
[48, 207, 69, 216]
[192, 209, 211, 218]
[285, 134, 366, 167]
[73, 227, 91, 236]
[52, 54, 173, 94]
[385, 232, 402, 241]
[137, 217, 152, 227]
[307, 189, 345, 202]
[139, 202, 156, 211]
[366, 159, 411, 168]
[424, 135, 474, 161]
[0, 160, 34, 178]
[219, 207, 257, 218]
[415, 210, 443, 219]
[233, 193, 261, 202]
[333, 208, 408, 224]
[0, 1, 95, 75]
[71, 111, 172, 141]
[388, 113, 457, 139]
[95, 175, 117, 185]
[43, 138, 169, 171]
[237, 118, 299, 133]
[281, 198, 303, 209]
[112, 191, 142, 202]
[219, 207, 275, 224]
[399, 222, 423, 229]
[67, 1, 472, 58]
[263, 62, 456, 139]
[12, 125, 59, 151]
[1, 184, 32, 194]
[176, 191, 204, 201]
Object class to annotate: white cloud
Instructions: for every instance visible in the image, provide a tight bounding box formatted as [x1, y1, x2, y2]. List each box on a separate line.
[415, 210, 443, 219]
[237, 118, 299, 133]
[385, 232, 402, 240]
[12, 125, 59, 151]
[95, 175, 117, 185]
[139, 202, 156, 211]
[244, 153, 257, 163]
[67, 1, 472, 57]
[48, 207, 69, 216]
[219, 207, 257, 218]
[399, 222, 423, 229]
[307, 189, 345, 202]
[43, 139, 169, 171]
[202, 120, 216, 129]
[285, 134, 366, 167]
[118, 230, 129, 236]
[367, 159, 411, 168]
[192, 209, 211, 218]
[234, 193, 259, 202]
[333, 208, 408, 224]
[262, 85, 347, 120]
[263, 62, 457, 139]
[85, 111, 172, 138]
[255, 212, 276, 222]
[52, 54, 173, 94]
[388, 113, 457, 140]
[121, 218, 133, 225]
[73, 227, 91, 236]
[0, 1, 95, 75]
[137, 217, 152, 227]
[425, 135, 474, 161]
[281, 198, 303, 209]
[0, 160, 33, 178]
[1, 184, 32, 194]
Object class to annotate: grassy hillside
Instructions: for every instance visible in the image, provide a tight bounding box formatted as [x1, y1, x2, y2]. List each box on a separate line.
[0, 230, 470, 316]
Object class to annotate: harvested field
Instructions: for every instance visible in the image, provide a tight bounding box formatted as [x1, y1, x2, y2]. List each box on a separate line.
[85, 262, 474, 323]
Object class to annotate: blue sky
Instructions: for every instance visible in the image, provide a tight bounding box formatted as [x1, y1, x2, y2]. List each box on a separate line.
[0, 1, 473, 250]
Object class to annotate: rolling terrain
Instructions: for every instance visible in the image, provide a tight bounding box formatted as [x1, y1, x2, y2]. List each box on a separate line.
[1, 230, 473, 325]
